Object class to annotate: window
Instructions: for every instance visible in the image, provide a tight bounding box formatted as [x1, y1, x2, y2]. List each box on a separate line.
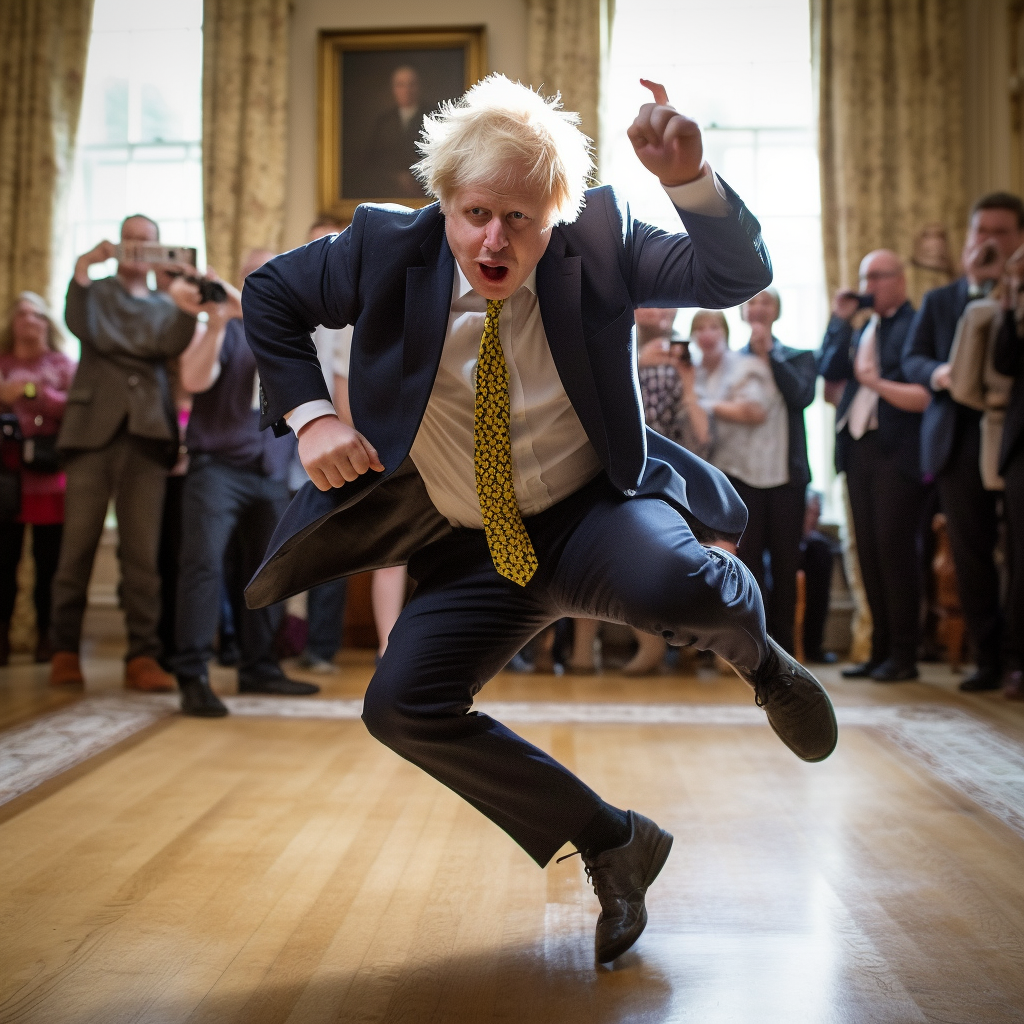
[53, 0, 205, 355]
[602, 0, 833, 490]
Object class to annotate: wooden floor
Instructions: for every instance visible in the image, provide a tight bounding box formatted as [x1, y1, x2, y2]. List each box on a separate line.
[2, 606, 1024, 1022]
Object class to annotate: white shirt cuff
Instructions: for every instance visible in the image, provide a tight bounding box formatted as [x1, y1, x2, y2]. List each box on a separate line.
[285, 399, 338, 434]
[663, 165, 730, 218]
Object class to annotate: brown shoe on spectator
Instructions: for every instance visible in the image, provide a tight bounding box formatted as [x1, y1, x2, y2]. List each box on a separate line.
[50, 651, 84, 686]
[125, 656, 175, 692]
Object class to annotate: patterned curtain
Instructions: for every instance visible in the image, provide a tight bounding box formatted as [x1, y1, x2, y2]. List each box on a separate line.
[202, 0, 289, 284]
[526, 0, 615, 170]
[814, 0, 967, 302]
[0, 0, 93, 317]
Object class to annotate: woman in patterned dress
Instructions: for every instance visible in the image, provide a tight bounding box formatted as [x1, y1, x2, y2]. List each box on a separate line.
[0, 292, 76, 664]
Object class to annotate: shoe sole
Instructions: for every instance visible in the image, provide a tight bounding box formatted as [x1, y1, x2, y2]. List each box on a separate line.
[766, 639, 839, 763]
[596, 829, 674, 964]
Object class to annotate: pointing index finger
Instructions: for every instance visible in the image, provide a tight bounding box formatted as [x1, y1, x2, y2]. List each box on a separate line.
[640, 78, 671, 107]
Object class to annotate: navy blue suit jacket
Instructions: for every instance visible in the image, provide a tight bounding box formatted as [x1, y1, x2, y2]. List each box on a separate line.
[818, 301, 921, 480]
[241, 182, 772, 607]
[902, 278, 975, 477]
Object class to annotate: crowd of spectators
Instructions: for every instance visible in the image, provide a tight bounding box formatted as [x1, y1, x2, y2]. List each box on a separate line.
[1, 188, 1022, 706]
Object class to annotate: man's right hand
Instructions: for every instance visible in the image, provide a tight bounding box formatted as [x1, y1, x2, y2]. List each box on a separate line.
[932, 362, 952, 392]
[831, 290, 860, 321]
[297, 415, 384, 491]
[73, 240, 116, 285]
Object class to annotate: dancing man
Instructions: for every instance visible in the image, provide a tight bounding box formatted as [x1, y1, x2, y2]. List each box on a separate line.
[242, 76, 837, 963]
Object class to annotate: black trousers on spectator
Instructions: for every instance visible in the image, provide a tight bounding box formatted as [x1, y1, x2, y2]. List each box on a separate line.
[362, 474, 767, 867]
[173, 458, 290, 681]
[799, 531, 833, 658]
[730, 479, 805, 654]
[846, 431, 926, 666]
[1003, 447, 1024, 670]
[0, 522, 62, 634]
[936, 417, 1003, 673]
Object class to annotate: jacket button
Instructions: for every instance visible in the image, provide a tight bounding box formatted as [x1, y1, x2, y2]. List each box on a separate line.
[624, 488, 637, 497]
[128, 374, 139, 386]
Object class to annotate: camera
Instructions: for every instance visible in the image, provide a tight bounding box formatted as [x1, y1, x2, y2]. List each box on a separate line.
[163, 270, 228, 304]
[854, 293, 875, 310]
[115, 242, 198, 266]
[669, 339, 692, 363]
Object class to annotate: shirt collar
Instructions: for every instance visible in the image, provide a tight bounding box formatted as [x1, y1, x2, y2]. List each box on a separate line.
[453, 261, 537, 302]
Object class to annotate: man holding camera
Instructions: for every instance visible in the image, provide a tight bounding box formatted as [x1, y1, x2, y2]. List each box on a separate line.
[819, 250, 929, 681]
[51, 214, 200, 690]
[171, 248, 319, 716]
[903, 194, 1024, 691]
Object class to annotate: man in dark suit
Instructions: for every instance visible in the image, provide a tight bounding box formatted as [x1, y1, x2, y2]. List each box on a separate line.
[993, 244, 1024, 699]
[819, 251, 929, 681]
[363, 65, 425, 198]
[242, 75, 837, 963]
[903, 194, 1024, 691]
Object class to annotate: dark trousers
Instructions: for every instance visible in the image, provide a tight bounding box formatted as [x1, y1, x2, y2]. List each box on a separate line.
[0, 522, 63, 633]
[1003, 448, 1024, 669]
[846, 431, 926, 666]
[937, 417, 1003, 673]
[50, 430, 168, 660]
[730, 479, 805, 654]
[305, 577, 348, 661]
[157, 473, 186, 662]
[799, 531, 833, 657]
[361, 475, 767, 867]
[173, 458, 290, 680]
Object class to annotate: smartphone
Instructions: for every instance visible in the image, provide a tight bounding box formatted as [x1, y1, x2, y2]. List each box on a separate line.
[669, 339, 691, 363]
[854, 293, 875, 309]
[115, 242, 198, 266]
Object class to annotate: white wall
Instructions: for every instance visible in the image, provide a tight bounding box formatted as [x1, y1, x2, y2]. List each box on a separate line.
[285, 0, 528, 248]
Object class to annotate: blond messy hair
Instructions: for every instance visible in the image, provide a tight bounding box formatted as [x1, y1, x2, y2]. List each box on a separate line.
[412, 74, 594, 225]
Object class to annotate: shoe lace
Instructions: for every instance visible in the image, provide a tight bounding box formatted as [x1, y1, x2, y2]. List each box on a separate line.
[556, 849, 596, 893]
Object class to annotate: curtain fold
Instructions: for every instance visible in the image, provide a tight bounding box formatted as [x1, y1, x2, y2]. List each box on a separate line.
[814, 0, 967, 300]
[202, 0, 289, 284]
[0, 0, 93, 318]
[525, 0, 614, 169]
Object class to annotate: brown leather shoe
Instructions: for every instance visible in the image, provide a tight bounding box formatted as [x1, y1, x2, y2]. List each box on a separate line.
[50, 650, 84, 686]
[125, 655, 175, 692]
[578, 811, 674, 963]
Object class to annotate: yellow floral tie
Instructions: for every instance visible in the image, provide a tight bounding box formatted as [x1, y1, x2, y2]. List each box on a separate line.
[474, 298, 539, 586]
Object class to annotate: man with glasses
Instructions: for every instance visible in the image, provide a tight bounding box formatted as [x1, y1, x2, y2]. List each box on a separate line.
[904, 194, 1024, 691]
[819, 250, 929, 681]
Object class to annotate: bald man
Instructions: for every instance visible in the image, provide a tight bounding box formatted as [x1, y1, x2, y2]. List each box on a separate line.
[818, 250, 930, 681]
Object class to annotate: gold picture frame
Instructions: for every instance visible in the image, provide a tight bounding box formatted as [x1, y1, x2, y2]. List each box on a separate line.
[318, 27, 487, 222]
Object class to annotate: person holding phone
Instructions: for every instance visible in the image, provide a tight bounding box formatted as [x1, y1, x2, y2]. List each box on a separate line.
[49, 214, 207, 690]
[903, 193, 1024, 691]
[818, 250, 928, 681]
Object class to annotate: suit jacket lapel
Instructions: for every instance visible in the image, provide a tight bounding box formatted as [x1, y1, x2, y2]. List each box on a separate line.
[536, 232, 610, 466]
[401, 221, 454, 452]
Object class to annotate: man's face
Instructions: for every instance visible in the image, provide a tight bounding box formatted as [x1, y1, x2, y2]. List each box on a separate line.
[742, 290, 780, 327]
[634, 307, 677, 337]
[967, 208, 1024, 263]
[392, 67, 419, 109]
[444, 175, 555, 300]
[858, 252, 906, 314]
[118, 216, 159, 276]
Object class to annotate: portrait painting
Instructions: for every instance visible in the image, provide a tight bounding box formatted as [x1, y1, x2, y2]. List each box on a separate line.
[318, 28, 487, 220]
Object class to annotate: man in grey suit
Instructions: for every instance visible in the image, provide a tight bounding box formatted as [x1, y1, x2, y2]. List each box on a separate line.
[50, 214, 206, 691]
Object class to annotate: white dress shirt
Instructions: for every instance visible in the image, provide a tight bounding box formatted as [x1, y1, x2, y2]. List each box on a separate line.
[285, 168, 731, 523]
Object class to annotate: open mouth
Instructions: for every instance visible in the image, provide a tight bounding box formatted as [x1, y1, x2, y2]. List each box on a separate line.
[479, 264, 509, 282]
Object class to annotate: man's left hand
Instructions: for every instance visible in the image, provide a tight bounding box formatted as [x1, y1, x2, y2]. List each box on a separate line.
[627, 79, 704, 186]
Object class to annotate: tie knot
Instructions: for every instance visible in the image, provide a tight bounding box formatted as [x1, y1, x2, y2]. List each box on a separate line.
[486, 298, 504, 319]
